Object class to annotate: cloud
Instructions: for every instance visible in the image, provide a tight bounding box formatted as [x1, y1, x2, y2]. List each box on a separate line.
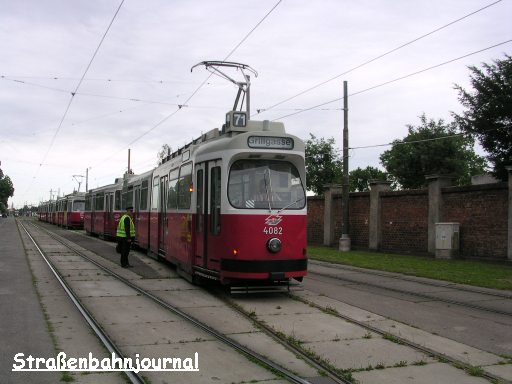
[1, 0, 510, 206]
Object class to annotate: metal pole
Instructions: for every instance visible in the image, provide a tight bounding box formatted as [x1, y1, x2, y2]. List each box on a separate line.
[340, 81, 351, 251]
[246, 75, 251, 117]
[86, 168, 89, 192]
[128, 149, 131, 174]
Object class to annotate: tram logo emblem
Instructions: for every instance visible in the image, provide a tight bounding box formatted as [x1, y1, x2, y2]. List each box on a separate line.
[265, 214, 282, 226]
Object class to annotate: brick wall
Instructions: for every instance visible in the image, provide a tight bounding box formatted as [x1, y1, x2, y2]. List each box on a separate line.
[349, 194, 371, 249]
[442, 183, 508, 259]
[307, 193, 370, 247]
[380, 190, 428, 254]
[306, 196, 324, 245]
[307, 182, 509, 260]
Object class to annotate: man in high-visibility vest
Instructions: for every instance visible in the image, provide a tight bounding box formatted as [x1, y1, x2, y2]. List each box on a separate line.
[117, 206, 136, 268]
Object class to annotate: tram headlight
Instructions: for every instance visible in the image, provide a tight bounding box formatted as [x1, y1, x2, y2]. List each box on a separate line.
[267, 237, 281, 253]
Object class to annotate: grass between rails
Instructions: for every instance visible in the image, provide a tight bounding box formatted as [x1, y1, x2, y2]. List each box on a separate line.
[307, 246, 512, 291]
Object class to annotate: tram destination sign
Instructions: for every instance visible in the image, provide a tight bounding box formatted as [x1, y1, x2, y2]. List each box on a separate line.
[247, 136, 294, 150]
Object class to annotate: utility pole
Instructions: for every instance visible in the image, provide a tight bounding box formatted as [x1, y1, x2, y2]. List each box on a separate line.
[340, 81, 351, 252]
[127, 149, 132, 174]
[86, 168, 89, 192]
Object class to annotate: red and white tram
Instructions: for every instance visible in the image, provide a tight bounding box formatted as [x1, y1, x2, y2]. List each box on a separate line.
[84, 180, 123, 238]
[56, 192, 85, 229]
[38, 201, 49, 222]
[121, 170, 154, 249]
[112, 110, 308, 285]
[53, 62, 308, 286]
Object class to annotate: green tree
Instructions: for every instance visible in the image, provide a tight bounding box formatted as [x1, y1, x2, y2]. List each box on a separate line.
[349, 166, 389, 192]
[305, 134, 342, 195]
[380, 115, 487, 189]
[157, 144, 172, 165]
[453, 55, 512, 180]
[0, 168, 15, 213]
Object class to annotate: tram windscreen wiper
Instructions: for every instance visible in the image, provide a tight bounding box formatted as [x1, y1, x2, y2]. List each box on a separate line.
[263, 168, 272, 213]
[277, 196, 306, 214]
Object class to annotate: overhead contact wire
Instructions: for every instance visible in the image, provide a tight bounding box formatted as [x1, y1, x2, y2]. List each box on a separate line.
[256, 0, 503, 115]
[91, 0, 283, 169]
[22, 0, 125, 198]
[271, 39, 512, 121]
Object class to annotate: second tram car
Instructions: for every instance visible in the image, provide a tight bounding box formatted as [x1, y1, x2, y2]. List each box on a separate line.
[38, 192, 86, 228]
[84, 180, 123, 239]
[56, 192, 86, 229]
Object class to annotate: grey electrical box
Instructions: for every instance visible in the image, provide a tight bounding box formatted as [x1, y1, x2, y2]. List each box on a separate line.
[435, 223, 460, 259]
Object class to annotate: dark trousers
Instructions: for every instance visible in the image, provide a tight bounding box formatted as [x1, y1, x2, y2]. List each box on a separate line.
[118, 238, 131, 267]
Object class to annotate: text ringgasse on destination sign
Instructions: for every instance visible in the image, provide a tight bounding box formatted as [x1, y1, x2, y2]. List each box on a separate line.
[247, 136, 294, 150]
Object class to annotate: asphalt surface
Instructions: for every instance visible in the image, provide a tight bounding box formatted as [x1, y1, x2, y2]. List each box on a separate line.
[0, 216, 60, 383]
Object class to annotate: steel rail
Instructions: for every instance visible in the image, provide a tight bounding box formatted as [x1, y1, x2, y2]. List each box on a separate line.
[19, 221, 145, 384]
[308, 268, 512, 317]
[289, 292, 506, 384]
[210, 288, 354, 384]
[26, 221, 311, 384]
[310, 260, 512, 299]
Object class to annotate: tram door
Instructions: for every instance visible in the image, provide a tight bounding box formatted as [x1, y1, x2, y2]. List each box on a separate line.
[195, 163, 206, 268]
[158, 175, 168, 255]
[195, 160, 222, 270]
[91, 194, 96, 233]
[133, 185, 140, 227]
[207, 162, 223, 270]
[106, 192, 114, 236]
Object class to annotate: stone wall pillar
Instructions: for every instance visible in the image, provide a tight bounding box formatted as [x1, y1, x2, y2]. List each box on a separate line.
[323, 185, 342, 246]
[369, 180, 392, 250]
[426, 175, 455, 254]
[507, 166, 512, 261]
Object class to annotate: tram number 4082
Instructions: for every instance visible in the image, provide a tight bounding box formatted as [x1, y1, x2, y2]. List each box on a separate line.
[263, 227, 283, 235]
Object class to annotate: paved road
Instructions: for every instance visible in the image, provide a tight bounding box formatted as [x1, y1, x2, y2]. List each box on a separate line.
[305, 260, 512, 356]
[0, 217, 60, 383]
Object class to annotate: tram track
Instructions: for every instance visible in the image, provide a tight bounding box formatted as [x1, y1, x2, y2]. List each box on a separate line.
[20, 220, 511, 383]
[309, 261, 512, 300]
[20, 220, 328, 384]
[308, 261, 512, 317]
[210, 288, 355, 384]
[19, 221, 146, 384]
[286, 291, 508, 384]
[214, 287, 508, 384]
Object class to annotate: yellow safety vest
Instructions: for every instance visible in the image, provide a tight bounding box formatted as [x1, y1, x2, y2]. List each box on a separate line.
[116, 214, 136, 238]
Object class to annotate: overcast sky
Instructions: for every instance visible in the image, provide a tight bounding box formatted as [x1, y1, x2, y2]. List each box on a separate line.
[1, 0, 511, 208]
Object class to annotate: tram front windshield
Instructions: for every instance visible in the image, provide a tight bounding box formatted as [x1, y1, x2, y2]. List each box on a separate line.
[73, 200, 85, 212]
[228, 160, 306, 210]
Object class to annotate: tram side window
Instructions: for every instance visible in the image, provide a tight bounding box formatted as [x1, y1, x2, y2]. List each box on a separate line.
[95, 193, 104, 210]
[196, 169, 203, 232]
[177, 162, 192, 209]
[121, 185, 133, 211]
[115, 190, 121, 211]
[210, 166, 221, 235]
[151, 177, 159, 211]
[125, 186, 134, 210]
[167, 168, 179, 210]
[85, 195, 91, 211]
[140, 180, 148, 210]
